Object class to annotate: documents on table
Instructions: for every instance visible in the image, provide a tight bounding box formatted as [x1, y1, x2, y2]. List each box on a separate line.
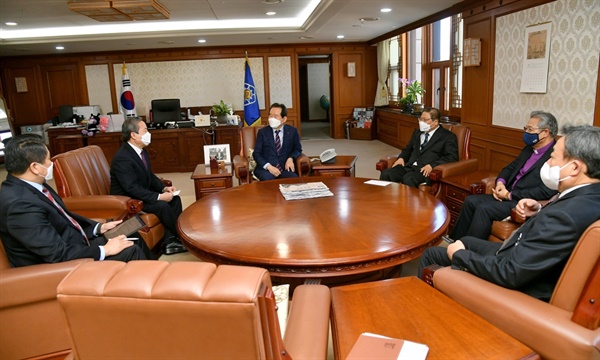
[364, 179, 392, 186]
[346, 332, 429, 360]
[279, 182, 334, 200]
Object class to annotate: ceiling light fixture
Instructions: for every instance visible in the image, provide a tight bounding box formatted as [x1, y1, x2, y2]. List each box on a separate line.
[198, 39, 206, 43]
[299, 36, 314, 39]
[266, 11, 276, 16]
[56, 46, 65, 50]
[262, 0, 283, 4]
[380, 8, 392, 13]
[337, 35, 344, 39]
[359, 17, 380, 22]
[67, 0, 170, 22]
[5, 22, 18, 26]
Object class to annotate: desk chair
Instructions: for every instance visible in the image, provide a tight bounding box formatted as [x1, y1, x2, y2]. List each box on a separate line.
[58, 261, 331, 360]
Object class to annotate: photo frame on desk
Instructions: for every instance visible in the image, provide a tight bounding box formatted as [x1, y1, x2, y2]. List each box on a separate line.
[204, 144, 231, 164]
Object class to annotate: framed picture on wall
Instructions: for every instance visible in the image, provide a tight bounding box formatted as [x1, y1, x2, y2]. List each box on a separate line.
[204, 144, 231, 164]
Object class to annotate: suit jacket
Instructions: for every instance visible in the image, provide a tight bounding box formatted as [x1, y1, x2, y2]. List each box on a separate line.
[0, 174, 101, 267]
[253, 125, 302, 170]
[398, 127, 458, 168]
[496, 141, 557, 201]
[110, 143, 165, 205]
[452, 182, 600, 301]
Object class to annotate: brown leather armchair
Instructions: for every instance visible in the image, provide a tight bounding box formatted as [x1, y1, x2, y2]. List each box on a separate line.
[57, 261, 331, 360]
[375, 122, 477, 197]
[0, 238, 90, 359]
[51, 145, 166, 250]
[424, 220, 600, 360]
[233, 126, 311, 185]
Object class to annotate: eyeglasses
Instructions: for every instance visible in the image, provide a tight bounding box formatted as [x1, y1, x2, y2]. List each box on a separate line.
[419, 117, 432, 122]
[523, 126, 545, 132]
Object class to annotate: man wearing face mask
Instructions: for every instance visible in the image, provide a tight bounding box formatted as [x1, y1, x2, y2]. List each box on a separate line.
[110, 117, 187, 255]
[0, 134, 151, 267]
[252, 103, 303, 181]
[379, 107, 458, 187]
[448, 111, 558, 241]
[419, 124, 600, 301]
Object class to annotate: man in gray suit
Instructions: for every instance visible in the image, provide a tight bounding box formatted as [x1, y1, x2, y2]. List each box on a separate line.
[379, 107, 458, 187]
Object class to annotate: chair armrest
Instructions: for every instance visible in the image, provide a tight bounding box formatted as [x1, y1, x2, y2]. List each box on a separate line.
[62, 195, 140, 220]
[160, 178, 172, 187]
[0, 259, 90, 309]
[375, 155, 397, 172]
[284, 284, 331, 360]
[233, 154, 250, 184]
[429, 158, 479, 180]
[433, 267, 600, 360]
[480, 176, 497, 194]
[296, 154, 311, 177]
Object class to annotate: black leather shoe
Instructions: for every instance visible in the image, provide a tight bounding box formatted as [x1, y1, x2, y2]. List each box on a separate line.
[164, 239, 188, 255]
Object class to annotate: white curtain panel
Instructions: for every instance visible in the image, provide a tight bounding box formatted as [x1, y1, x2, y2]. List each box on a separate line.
[374, 39, 390, 106]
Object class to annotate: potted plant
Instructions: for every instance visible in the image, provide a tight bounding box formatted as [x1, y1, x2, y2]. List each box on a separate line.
[211, 100, 232, 124]
[399, 78, 425, 114]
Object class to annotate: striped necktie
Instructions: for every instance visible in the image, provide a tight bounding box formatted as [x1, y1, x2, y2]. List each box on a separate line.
[420, 132, 430, 151]
[42, 188, 89, 245]
[275, 130, 283, 171]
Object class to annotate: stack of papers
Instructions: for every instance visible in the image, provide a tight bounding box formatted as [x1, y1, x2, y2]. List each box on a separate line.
[279, 182, 334, 200]
[346, 332, 429, 360]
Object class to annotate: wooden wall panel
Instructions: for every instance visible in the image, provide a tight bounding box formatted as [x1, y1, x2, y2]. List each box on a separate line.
[41, 64, 83, 121]
[3, 67, 45, 129]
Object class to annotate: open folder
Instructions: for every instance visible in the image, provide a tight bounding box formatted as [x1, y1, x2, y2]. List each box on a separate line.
[346, 332, 429, 360]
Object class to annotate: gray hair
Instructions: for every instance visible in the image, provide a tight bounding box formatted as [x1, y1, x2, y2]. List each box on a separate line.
[122, 117, 143, 142]
[530, 111, 558, 136]
[562, 124, 600, 179]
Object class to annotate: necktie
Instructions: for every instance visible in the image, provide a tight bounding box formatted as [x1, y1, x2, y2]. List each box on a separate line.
[42, 188, 89, 245]
[141, 151, 148, 169]
[420, 132, 430, 151]
[275, 130, 283, 171]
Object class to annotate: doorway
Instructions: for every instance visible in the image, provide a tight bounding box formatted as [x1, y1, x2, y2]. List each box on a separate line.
[298, 55, 331, 140]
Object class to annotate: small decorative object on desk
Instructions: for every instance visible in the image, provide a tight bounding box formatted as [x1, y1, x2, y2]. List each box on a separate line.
[279, 182, 334, 200]
[346, 332, 429, 360]
[209, 157, 218, 170]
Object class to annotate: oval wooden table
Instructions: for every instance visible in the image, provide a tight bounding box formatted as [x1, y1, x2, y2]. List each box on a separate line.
[178, 177, 449, 287]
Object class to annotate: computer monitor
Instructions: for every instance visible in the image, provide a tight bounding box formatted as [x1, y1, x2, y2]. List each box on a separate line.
[151, 99, 181, 129]
[58, 105, 74, 123]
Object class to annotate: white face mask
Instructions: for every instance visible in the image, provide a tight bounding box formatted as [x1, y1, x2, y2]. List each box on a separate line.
[141, 131, 151, 145]
[37, 162, 54, 181]
[268, 117, 282, 129]
[540, 161, 573, 190]
[419, 120, 431, 133]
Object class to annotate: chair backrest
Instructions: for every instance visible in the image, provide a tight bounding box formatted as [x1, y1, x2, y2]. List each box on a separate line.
[440, 122, 470, 161]
[550, 220, 600, 313]
[58, 261, 288, 359]
[0, 237, 9, 271]
[52, 145, 111, 198]
[240, 125, 265, 159]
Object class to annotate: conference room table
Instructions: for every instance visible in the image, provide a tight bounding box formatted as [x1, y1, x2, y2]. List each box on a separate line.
[178, 177, 449, 287]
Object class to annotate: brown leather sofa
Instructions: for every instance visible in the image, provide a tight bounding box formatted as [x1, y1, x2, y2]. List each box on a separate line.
[375, 122, 477, 197]
[233, 126, 311, 185]
[425, 220, 600, 360]
[57, 261, 331, 359]
[0, 238, 89, 359]
[51, 145, 165, 250]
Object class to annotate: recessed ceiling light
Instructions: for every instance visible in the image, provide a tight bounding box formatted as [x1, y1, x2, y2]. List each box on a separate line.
[266, 11, 276, 16]
[198, 39, 206, 43]
[262, 0, 283, 4]
[158, 40, 174, 44]
[380, 8, 392, 13]
[55, 46, 64, 50]
[5, 22, 18, 26]
[352, 24, 363, 28]
[337, 35, 344, 39]
[299, 36, 314, 39]
[359, 17, 380, 22]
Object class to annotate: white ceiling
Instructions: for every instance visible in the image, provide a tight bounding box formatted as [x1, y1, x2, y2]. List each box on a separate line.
[0, 0, 461, 57]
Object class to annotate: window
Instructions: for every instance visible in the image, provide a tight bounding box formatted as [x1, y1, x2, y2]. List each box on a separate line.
[386, 15, 463, 117]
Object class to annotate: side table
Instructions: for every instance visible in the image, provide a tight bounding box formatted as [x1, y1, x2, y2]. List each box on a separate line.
[330, 277, 535, 360]
[191, 164, 233, 200]
[439, 169, 497, 232]
[309, 155, 357, 177]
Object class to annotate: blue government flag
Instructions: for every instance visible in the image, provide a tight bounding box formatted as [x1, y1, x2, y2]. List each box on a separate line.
[119, 63, 137, 118]
[243, 58, 261, 126]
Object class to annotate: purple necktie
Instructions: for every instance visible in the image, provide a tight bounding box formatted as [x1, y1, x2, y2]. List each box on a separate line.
[275, 130, 283, 171]
[43, 188, 89, 245]
[141, 151, 148, 169]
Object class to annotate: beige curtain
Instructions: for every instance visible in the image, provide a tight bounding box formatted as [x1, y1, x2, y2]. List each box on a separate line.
[374, 39, 390, 106]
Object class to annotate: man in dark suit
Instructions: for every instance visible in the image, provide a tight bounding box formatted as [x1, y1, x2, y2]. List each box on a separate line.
[419, 124, 600, 301]
[110, 117, 187, 255]
[0, 135, 152, 267]
[449, 111, 558, 240]
[253, 103, 303, 181]
[379, 107, 458, 187]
